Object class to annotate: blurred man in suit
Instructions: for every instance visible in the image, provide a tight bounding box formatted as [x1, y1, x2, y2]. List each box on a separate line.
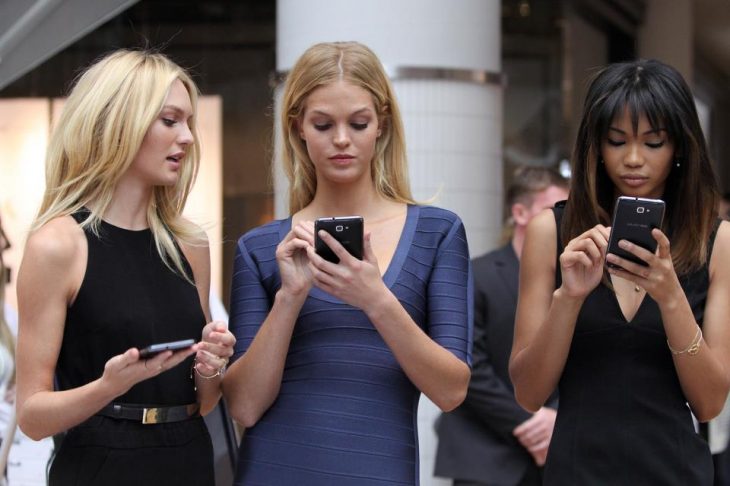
[435, 166, 569, 486]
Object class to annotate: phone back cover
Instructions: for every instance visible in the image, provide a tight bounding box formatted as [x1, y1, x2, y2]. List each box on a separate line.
[315, 217, 363, 264]
[608, 198, 665, 266]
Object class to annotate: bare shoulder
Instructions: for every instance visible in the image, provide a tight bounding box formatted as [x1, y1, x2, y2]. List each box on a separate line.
[525, 208, 558, 243]
[709, 220, 730, 278]
[176, 220, 210, 281]
[19, 215, 86, 304]
[522, 208, 559, 271]
[24, 215, 85, 268]
[178, 219, 210, 260]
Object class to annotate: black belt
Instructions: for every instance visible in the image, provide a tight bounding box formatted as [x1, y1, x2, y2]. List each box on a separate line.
[97, 402, 200, 424]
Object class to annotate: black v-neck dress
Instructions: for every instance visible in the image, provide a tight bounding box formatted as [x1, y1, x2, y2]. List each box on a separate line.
[544, 204, 715, 485]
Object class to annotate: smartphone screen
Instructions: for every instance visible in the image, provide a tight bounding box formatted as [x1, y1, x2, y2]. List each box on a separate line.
[138, 338, 196, 359]
[314, 216, 364, 264]
[606, 196, 665, 268]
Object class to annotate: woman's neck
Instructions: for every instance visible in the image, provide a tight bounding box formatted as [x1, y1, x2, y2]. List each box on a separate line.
[303, 181, 393, 221]
[97, 177, 153, 230]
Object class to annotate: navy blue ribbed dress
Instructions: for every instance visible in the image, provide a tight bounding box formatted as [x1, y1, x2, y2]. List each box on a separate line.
[229, 205, 472, 485]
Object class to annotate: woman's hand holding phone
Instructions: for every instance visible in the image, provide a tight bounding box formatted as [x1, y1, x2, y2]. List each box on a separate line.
[99, 343, 199, 398]
[604, 196, 684, 304]
[314, 216, 364, 263]
[606, 227, 684, 305]
[307, 230, 387, 311]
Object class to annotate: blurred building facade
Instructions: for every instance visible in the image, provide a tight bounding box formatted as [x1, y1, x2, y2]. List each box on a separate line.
[1, 1, 729, 485]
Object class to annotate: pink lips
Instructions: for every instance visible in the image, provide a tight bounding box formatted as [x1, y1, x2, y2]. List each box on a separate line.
[330, 154, 355, 165]
[167, 152, 184, 169]
[621, 175, 648, 187]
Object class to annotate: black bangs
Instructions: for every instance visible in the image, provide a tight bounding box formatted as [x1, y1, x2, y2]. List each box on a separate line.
[588, 60, 690, 155]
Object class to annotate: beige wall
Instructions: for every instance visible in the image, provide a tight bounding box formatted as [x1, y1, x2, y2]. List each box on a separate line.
[639, 0, 694, 84]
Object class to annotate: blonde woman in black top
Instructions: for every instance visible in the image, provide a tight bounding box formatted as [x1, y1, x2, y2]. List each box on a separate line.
[15, 50, 235, 486]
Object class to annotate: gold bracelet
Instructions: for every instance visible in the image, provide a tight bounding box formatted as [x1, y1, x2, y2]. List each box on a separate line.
[667, 327, 703, 356]
[191, 358, 225, 379]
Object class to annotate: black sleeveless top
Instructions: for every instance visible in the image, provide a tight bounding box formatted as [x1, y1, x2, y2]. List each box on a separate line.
[56, 212, 204, 406]
[545, 203, 717, 485]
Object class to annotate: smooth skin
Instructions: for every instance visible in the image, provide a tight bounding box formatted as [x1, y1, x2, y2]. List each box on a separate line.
[223, 80, 470, 427]
[508, 184, 568, 466]
[16, 80, 235, 440]
[510, 109, 730, 422]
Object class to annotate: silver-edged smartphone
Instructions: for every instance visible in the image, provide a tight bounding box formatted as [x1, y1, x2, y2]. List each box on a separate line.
[314, 216, 364, 264]
[138, 338, 196, 359]
[606, 196, 666, 268]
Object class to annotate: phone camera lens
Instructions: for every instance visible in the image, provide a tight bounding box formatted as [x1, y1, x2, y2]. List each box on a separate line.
[636, 207, 645, 214]
[335, 225, 344, 232]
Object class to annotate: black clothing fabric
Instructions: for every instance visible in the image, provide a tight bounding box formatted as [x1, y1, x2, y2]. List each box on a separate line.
[49, 213, 212, 485]
[435, 245, 551, 485]
[545, 204, 714, 485]
[49, 415, 213, 486]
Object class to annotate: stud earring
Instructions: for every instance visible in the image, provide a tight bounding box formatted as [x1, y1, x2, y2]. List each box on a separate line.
[675, 159, 681, 168]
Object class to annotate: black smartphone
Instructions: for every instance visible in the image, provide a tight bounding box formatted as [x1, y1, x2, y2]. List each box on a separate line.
[314, 216, 364, 264]
[138, 338, 196, 359]
[607, 196, 666, 268]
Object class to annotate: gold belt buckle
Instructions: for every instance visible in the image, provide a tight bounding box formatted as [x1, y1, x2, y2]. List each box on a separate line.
[142, 407, 163, 424]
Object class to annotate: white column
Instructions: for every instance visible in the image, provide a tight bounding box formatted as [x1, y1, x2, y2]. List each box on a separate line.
[275, 1, 502, 484]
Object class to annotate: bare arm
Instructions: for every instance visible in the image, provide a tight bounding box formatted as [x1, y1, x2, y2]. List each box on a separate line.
[606, 223, 730, 421]
[509, 210, 608, 411]
[16, 217, 194, 440]
[179, 230, 235, 416]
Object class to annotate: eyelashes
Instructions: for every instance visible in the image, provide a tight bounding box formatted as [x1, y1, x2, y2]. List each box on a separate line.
[606, 139, 666, 149]
[313, 123, 369, 132]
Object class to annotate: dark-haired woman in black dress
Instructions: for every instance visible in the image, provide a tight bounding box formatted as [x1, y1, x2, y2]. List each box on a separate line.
[510, 59, 730, 484]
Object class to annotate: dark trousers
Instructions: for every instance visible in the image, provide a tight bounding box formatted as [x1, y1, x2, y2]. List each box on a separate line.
[49, 415, 214, 486]
[714, 450, 730, 486]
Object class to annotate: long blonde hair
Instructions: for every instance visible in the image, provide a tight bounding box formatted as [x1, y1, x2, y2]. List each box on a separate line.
[280, 41, 415, 214]
[33, 49, 203, 278]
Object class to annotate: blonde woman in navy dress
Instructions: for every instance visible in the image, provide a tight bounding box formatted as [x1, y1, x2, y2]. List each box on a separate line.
[223, 41, 473, 485]
[510, 59, 730, 484]
[15, 50, 235, 485]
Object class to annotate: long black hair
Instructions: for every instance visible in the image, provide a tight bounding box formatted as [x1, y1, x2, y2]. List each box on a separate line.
[564, 59, 718, 274]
